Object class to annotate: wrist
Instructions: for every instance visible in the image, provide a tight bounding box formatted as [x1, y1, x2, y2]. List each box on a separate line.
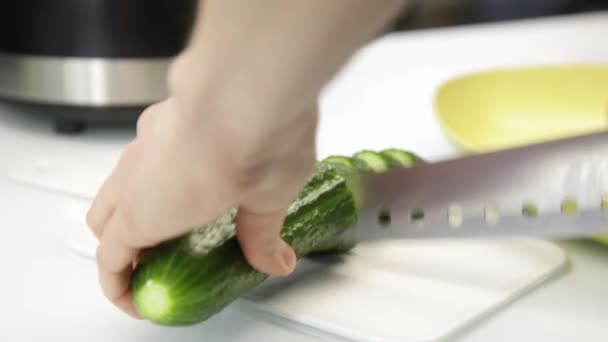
[170, 47, 318, 123]
[167, 48, 316, 140]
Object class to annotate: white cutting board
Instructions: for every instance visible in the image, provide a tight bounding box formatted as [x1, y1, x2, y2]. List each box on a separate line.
[6, 156, 568, 341]
[243, 239, 566, 341]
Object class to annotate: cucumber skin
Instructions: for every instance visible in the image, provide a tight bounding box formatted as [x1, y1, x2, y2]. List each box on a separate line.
[131, 163, 358, 326]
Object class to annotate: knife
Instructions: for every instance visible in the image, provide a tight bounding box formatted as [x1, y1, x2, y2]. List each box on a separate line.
[343, 130, 608, 241]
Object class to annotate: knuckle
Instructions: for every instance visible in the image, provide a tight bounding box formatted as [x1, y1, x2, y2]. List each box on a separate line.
[136, 101, 166, 135]
[231, 162, 272, 192]
[135, 107, 155, 135]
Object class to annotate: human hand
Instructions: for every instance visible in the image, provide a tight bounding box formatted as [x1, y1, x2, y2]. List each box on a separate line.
[86, 96, 318, 317]
[87, 0, 410, 317]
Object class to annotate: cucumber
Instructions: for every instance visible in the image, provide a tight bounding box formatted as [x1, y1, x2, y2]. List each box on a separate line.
[381, 149, 423, 167]
[131, 149, 422, 326]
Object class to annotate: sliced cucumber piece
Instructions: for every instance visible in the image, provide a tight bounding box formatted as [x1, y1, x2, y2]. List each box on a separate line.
[353, 150, 391, 172]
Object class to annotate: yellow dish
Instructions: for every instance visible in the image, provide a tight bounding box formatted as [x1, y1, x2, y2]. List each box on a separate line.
[434, 64, 608, 244]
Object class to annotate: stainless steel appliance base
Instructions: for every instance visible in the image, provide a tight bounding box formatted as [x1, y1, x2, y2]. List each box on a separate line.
[0, 53, 171, 107]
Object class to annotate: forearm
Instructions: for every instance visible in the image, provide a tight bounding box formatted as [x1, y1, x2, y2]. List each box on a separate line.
[170, 0, 410, 121]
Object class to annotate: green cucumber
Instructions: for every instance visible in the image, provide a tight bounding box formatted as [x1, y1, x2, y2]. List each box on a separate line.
[131, 149, 422, 326]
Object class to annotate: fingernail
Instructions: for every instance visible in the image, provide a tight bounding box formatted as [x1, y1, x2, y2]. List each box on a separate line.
[281, 245, 297, 274]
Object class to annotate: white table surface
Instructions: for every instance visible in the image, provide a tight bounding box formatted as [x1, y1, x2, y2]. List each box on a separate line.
[1, 11, 608, 342]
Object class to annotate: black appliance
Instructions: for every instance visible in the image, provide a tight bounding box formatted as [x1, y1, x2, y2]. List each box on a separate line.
[0, 0, 196, 133]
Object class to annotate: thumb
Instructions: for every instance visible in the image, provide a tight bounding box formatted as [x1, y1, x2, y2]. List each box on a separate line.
[234, 153, 316, 276]
[235, 206, 297, 276]
[233, 107, 318, 276]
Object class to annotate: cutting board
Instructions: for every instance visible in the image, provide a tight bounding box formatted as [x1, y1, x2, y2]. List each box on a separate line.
[237, 238, 566, 342]
[6, 156, 568, 341]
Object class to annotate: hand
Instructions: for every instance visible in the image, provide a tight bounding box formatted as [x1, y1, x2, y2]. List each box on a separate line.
[86, 0, 410, 317]
[86, 96, 318, 317]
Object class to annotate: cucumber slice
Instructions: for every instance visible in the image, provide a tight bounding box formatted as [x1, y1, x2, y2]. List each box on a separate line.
[353, 150, 391, 172]
[321, 155, 357, 176]
[381, 149, 423, 167]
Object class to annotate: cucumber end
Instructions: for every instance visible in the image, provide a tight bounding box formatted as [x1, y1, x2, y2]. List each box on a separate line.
[133, 279, 173, 322]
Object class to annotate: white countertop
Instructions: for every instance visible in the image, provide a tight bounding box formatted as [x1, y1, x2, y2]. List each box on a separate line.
[1, 12, 608, 341]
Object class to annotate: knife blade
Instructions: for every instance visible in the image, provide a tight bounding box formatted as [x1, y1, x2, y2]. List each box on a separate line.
[343, 130, 608, 241]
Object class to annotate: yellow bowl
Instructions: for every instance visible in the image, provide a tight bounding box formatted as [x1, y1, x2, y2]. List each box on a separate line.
[434, 64, 608, 243]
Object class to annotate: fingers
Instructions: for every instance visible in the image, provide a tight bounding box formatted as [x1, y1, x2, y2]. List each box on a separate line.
[87, 101, 159, 239]
[86, 173, 118, 239]
[98, 267, 140, 318]
[87, 142, 139, 239]
[114, 290, 140, 318]
[95, 210, 141, 318]
[236, 207, 296, 276]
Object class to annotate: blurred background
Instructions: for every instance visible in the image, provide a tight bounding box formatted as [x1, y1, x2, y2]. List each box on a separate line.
[0, 0, 606, 134]
[391, 0, 608, 30]
[1, 2, 607, 341]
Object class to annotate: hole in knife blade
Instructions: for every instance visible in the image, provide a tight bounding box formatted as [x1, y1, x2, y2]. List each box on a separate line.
[448, 205, 463, 227]
[411, 209, 424, 224]
[378, 208, 391, 227]
[522, 202, 538, 218]
[602, 195, 608, 212]
[561, 199, 577, 216]
[484, 205, 499, 225]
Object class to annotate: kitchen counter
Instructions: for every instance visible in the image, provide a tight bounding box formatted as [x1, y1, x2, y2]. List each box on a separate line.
[1, 11, 608, 341]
